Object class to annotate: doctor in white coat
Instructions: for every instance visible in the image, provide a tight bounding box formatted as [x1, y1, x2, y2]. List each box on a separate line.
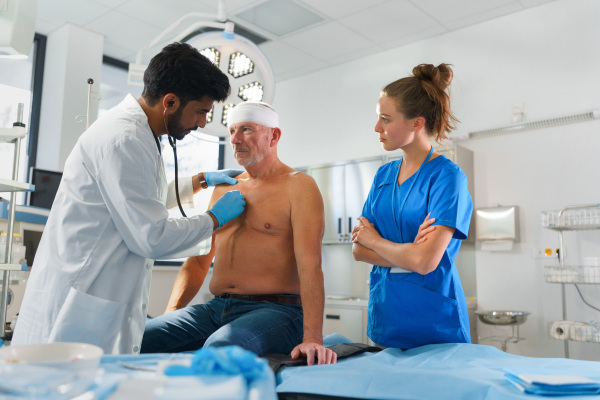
[12, 43, 245, 354]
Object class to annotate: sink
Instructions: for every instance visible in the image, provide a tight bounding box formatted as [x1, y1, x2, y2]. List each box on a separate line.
[475, 310, 530, 326]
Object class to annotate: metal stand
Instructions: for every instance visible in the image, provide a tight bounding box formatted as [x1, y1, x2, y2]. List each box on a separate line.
[1, 104, 27, 340]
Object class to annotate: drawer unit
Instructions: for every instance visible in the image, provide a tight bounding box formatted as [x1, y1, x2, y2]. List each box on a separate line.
[323, 305, 366, 343]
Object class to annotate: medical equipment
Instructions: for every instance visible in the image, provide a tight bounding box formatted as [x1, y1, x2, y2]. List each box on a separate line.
[0, 103, 31, 341]
[74, 78, 100, 130]
[128, 0, 275, 138]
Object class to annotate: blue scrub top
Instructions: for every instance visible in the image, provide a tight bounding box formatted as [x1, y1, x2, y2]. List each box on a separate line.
[362, 155, 473, 349]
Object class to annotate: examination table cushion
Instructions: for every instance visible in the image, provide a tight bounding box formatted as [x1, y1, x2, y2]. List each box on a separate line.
[276, 340, 600, 400]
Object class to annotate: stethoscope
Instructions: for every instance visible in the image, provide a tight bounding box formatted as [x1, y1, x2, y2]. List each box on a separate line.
[163, 107, 188, 217]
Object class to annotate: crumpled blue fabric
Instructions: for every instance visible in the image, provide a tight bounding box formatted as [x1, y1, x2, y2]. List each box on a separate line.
[163, 346, 268, 383]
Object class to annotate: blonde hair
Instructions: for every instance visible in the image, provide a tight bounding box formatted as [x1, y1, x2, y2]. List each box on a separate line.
[382, 63, 459, 143]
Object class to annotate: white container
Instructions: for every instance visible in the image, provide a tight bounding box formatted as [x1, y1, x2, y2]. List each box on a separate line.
[0, 232, 26, 264]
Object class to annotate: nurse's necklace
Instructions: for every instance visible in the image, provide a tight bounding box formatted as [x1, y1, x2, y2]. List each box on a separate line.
[164, 108, 187, 217]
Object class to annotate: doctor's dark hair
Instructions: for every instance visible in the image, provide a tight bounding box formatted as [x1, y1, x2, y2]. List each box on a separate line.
[142, 42, 230, 107]
[382, 63, 459, 143]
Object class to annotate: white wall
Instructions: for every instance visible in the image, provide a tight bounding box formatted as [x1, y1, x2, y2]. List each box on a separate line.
[263, 0, 600, 360]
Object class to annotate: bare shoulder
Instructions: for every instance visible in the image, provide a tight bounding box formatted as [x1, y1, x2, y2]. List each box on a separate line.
[286, 170, 320, 195]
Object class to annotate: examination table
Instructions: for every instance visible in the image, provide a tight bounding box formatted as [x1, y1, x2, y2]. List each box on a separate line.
[2, 334, 600, 399]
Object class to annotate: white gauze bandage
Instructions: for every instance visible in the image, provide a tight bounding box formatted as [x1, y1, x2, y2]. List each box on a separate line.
[227, 102, 279, 128]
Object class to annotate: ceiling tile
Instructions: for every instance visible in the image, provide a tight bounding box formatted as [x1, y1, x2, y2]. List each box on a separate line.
[411, 0, 522, 25]
[35, 17, 63, 36]
[282, 21, 373, 61]
[116, 0, 217, 30]
[86, 10, 163, 56]
[90, 0, 129, 9]
[339, 0, 440, 43]
[299, 0, 388, 19]
[37, 0, 110, 27]
[274, 59, 330, 82]
[443, 3, 524, 30]
[235, 0, 324, 37]
[378, 25, 448, 50]
[259, 41, 322, 74]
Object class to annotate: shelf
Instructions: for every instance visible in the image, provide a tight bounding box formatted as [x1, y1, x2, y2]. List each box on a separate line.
[548, 321, 600, 343]
[0, 263, 27, 271]
[545, 265, 600, 284]
[0, 178, 34, 193]
[541, 207, 600, 230]
[0, 126, 26, 143]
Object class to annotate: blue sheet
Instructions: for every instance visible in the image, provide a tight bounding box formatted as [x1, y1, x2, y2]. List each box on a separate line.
[277, 339, 600, 399]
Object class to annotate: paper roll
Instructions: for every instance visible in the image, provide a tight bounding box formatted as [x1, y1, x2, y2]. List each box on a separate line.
[550, 321, 570, 340]
[480, 240, 513, 252]
[570, 322, 592, 342]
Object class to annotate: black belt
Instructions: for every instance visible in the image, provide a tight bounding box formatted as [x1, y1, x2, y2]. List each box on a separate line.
[218, 293, 302, 305]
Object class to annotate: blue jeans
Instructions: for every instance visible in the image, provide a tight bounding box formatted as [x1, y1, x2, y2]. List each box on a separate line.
[141, 297, 304, 355]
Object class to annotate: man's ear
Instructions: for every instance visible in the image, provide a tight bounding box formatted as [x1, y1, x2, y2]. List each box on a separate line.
[163, 94, 179, 110]
[270, 127, 282, 147]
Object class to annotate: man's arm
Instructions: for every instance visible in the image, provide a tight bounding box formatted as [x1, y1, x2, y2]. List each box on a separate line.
[289, 175, 336, 365]
[164, 239, 215, 314]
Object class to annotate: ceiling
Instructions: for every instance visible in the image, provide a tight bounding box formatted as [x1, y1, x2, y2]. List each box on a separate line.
[34, 0, 555, 83]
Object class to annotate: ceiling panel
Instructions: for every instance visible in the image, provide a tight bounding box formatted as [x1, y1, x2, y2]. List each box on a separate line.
[412, 0, 522, 24]
[283, 21, 373, 62]
[86, 10, 163, 54]
[298, 0, 389, 19]
[442, 3, 524, 30]
[32, 0, 558, 83]
[259, 41, 323, 75]
[339, 0, 441, 43]
[37, 0, 110, 28]
[116, 0, 217, 30]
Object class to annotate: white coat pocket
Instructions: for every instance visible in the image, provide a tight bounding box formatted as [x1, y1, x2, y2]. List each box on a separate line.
[48, 287, 126, 354]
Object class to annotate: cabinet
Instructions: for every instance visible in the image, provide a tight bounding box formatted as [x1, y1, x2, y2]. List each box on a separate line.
[322, 298, 369, 343]
[0, 104, 33, 340]
[309, 158, 382, 244]
[542, 204, 600, 358]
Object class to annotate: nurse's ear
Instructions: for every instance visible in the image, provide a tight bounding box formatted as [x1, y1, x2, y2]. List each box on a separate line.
[413, 116, 426, 131]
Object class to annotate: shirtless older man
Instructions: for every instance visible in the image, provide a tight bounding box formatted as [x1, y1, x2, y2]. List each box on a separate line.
[141, 102, 336, 365]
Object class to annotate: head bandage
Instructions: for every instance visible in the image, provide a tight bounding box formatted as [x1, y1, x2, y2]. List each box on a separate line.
[227, 102, 279, 128]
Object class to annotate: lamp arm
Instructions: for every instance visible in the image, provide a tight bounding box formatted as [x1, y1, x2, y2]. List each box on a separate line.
[135, 12, 230, 65]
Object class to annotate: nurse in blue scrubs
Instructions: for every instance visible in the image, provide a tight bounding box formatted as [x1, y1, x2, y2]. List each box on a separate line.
[352, 63, 473, 349]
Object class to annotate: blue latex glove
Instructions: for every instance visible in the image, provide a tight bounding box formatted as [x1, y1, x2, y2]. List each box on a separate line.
[208, 190, 245, 228]
[206, 169, 244, 186]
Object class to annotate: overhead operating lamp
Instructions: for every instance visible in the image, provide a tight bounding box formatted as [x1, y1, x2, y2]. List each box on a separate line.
[127, 0, 275, 137]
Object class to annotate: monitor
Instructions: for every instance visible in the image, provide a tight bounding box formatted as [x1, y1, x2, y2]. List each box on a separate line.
[28, 168, 63, 210]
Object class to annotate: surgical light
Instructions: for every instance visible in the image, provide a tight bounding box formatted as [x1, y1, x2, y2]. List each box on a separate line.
[238, 82, 264, 102]
[200, 47, 220, 67]
[228, 52, 254, 78]
[206, 105, 214, 124]
[127, 0, 275, 138]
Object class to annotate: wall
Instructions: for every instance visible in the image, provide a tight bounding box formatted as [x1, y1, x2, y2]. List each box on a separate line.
[257, 0, 600, 360]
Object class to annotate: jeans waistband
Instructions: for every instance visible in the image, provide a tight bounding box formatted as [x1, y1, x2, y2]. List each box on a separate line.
[218, 293, 302, 305]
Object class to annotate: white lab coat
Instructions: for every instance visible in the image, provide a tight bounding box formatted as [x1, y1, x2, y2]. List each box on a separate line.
[12, 95, 214, 354]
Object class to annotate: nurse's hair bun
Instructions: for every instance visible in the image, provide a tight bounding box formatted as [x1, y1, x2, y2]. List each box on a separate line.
[412, 63, 453, 90]
[382, 63, 459, 143]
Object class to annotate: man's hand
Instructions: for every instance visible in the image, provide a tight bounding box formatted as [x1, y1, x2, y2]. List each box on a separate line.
[414, 213, 436, 244]
[206, 169, 244, 186]
[290, 339, 337, 366]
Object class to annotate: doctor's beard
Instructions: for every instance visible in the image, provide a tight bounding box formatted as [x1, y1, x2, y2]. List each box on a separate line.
[167, 107, 197, 140]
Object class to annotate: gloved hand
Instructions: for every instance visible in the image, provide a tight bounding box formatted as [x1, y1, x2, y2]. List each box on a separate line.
[206, 169, 245, 186]
[208, 190, 245, 228]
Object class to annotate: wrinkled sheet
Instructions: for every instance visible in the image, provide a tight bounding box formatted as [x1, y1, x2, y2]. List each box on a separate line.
[277, 338, 600, 400]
